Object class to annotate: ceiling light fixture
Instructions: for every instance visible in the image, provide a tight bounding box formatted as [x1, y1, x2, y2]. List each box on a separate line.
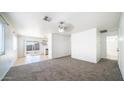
[58, 21, 65, 33]
[43, 16, 51, 22]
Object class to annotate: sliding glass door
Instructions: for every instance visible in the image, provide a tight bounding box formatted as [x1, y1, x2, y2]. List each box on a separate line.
[25, 41, 40, 56]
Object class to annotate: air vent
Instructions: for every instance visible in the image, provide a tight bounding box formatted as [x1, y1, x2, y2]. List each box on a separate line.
[100, 30, 108, 33]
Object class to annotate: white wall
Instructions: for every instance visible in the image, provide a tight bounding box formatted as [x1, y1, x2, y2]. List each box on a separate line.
[97, 30, 101, 62]
[48, 34, 53, 59]
[118, 13, 124, 79]
[71, 28, 99, 63]
[0, 25, 17, 80]
[100, 30, 118, 59]
[18, 35, 47, 58]
[48, 33, 71, 59]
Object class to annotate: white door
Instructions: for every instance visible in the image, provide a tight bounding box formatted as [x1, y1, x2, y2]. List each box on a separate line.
[106, 36, 118, 60]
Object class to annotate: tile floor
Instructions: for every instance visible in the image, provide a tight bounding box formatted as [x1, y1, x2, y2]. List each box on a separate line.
[14, 55, 48, 66]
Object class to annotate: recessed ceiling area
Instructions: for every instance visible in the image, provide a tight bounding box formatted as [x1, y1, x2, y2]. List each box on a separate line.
[3, 12, 121, 37]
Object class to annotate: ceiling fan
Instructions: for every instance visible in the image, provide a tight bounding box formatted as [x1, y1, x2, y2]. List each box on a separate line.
[43, 16, 74, 33]
[58, 21, 65, 32]
[58, 21, 74, 33]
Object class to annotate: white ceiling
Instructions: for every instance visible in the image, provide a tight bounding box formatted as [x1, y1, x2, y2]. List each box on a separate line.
[3, 12, 121, 37]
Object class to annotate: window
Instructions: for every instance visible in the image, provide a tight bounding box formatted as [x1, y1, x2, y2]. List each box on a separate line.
[26, 45, 33, 51]
[34, 42, 40, 50]
[0, 22, 5, 55]
[26, 41, 40, 51]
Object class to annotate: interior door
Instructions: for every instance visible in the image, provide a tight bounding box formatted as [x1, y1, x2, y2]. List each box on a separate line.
[106, 35, 118, 60]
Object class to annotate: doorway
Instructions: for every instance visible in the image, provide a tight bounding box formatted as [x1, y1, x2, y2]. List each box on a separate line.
[14, 40, 49, 66]
[106, 35, 118, 60]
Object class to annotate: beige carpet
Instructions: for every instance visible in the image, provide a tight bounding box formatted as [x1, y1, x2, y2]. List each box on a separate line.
[3, 56, 123, 81]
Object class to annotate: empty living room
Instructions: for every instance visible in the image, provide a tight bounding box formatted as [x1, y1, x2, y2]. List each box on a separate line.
[1, 0, 124, 93]
[0, 12, 124, 81]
